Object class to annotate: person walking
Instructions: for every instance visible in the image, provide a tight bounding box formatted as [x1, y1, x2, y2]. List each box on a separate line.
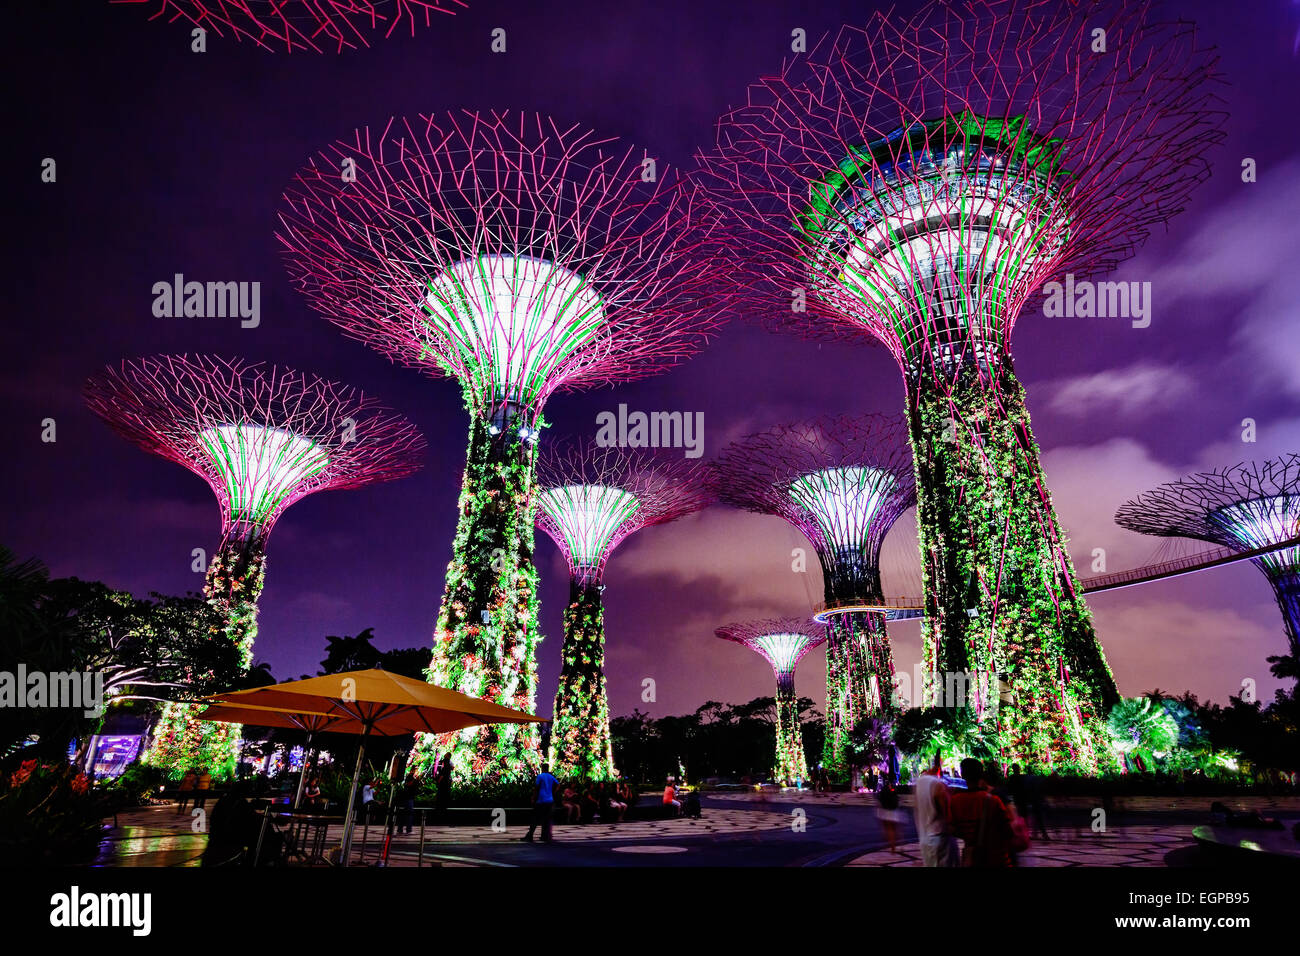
[194, 769, 213, 810]
[522, 763, 559, 843]
[435, 755, 453, 820]
[397, 772, 419, 834]
[176, 769, 197, 814]
[1008, 764, 1027, 817]
[876, 783, 905, 853]
[1025, 769, 1050, 841]
[913, 752, 958, 866]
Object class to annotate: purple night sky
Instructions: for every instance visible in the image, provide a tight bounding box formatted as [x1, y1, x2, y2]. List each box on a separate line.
[3, 1, 1298, 721]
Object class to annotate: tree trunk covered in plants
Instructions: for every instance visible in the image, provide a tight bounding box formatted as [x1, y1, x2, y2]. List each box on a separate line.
[143, 534, 264, 779]
[548, 578, 616, 780]
[907, 362, 1118, 772]
[774, 673, 808, 785]
[415, 409, 542, 783]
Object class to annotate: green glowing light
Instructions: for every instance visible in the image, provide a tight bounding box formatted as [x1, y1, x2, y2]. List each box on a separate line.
[198, 425, 329, 524]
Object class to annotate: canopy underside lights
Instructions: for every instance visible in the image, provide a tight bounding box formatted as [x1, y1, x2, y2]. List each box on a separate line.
[199, 424, 331, 525]
[537, 484, 639, 573]
[788, 465, 898, 558]
[422, 255, 608, 411]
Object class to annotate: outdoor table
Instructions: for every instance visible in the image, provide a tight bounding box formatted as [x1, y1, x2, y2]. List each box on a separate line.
[284, 813, 334, 865]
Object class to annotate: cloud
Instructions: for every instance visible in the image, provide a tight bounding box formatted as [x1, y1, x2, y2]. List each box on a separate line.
[1039, 437, 1186, 572]
[1188, 415, 1300, 472]
[1142, 155, 1300, 399]
[1089, 595, 1287, 705]
[1145, 157, 1300, 300]
[1040, 362, 1196, 419]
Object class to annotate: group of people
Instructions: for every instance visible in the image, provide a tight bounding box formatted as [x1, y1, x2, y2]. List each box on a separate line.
[554, 779, 635, 824]
[174, 768, 214, 812]
[905, 753, 1044, 867]
[523, 764, 651, 842]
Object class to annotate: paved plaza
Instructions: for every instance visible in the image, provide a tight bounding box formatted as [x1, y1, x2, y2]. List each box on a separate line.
[87, 792, 1300, 868]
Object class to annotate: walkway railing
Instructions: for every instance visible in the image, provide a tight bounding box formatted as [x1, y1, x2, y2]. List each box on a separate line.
[1081, 535, 1299, 594]
[809, 536, 1300, 612]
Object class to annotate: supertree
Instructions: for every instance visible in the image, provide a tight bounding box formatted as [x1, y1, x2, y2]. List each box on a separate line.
[710, 414, 915, 778]
[278, 111, 722, 781]
[694, 0, 1225, 771]
[112, 0, 466, 54]
[715, 617, 827, 785]
[84, 354, 425, 777]
[535, 440, 711, 780]
[1116, 453, 1300, 656]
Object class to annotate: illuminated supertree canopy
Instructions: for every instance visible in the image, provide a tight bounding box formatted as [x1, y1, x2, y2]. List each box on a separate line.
[113, 0, 466, 54]
[716, 617, 826, 785]
[278, 110, 723, 781]
[536, 440, 711, 780]
[85, 354, 425, 777]
[695, 0, 1225, 772]
[710, 413, 915, 777]
[1116, 453, 1300, 656]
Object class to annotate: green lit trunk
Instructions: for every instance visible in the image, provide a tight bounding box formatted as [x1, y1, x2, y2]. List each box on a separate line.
[1262, 567, 1300, 657]
[417, 409, 542, 782]
[548, 578, 615, 780]
[774, 673, 808, 785]
[822, 628, 848, 775]
[821, 591, 897, 778]
[143, 535, 265, 780]
[908, 363, 1118, 772]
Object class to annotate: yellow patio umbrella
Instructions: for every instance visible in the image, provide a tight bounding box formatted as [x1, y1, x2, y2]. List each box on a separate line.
[204, 669, 543, 862]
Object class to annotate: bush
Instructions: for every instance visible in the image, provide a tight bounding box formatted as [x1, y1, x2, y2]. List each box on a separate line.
[0, 760, 106, 865]
[104, 762, 169, 807]
[441, 779, 535, 808]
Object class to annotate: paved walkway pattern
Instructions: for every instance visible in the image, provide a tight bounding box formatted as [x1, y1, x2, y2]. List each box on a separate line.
[846, 825, 1192, 867]
[709, 790, 1300, 813]
[95, 803, 793, 866]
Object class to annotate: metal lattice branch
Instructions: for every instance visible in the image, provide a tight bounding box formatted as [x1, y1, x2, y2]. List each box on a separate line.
[693, 0, 1225, 379]
[715, 616, 827, 680]
[710, 413, 915, 592]
[536, 439, 712, 583]
[1117, 453, 1300, 573]
[113, 0, 467, 54]
[278, 110, 725, 421]
[85, 354, 426, 540]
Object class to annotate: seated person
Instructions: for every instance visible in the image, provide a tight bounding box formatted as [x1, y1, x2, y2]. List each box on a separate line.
[683, 788, 701, 819]
[580, 784, 601, 823]
[303, 777, 323, 811]
[617, 781, 637, 809]
[602, 785, 627, 822]
[560, 785, 581, 824]
[662, 777, 681, 816]
[203, 784, 284, 866]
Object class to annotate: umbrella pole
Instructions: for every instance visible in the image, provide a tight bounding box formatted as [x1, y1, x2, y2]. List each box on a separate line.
[292, 732, 314, 811]
[338, 722, 371, 865]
